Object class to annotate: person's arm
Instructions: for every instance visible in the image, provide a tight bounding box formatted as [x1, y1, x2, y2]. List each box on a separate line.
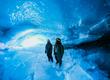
[45, 45, 47, 53]
[54, 45, 56, 55]
[61, 45, 64, 58]
[50, 44, 53, 53]
[62, 45, 64, 54]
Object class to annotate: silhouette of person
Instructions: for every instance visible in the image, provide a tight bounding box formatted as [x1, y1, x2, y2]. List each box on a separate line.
[54, 38, 64, 67]
[45, 39, 53, 62]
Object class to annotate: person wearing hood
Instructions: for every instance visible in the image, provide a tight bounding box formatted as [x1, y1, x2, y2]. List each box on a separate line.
[45, 39, 53, 62]
[54, 38, 64, 67]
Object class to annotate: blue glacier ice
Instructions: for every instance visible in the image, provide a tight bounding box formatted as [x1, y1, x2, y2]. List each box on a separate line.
[0, 0, 110, 80]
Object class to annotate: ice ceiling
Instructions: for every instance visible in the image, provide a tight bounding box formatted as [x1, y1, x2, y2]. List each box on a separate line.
[0, 0, 109, 44]
[0, 0, 110, 33]
[0, 0, 110, 55]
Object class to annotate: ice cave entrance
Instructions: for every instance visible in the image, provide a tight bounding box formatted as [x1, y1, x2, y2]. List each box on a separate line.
[7, 29, 47, 49]
[21, 35, 47, 48]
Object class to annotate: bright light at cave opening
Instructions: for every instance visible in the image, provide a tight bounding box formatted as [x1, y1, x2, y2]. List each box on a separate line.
[21, 35, 47, 48]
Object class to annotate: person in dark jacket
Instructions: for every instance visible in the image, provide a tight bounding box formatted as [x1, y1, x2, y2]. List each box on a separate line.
[54, 38, 64, 67]
[45, 39, 53, 62]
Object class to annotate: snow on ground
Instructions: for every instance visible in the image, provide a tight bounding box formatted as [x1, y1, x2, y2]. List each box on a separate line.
[0, 42, 109, 80]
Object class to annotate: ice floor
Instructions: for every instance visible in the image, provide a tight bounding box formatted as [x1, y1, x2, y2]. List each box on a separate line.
[0, 43, 109, 80]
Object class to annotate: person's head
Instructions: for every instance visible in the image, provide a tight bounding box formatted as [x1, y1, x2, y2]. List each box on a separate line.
[47, 39, 51, 43]
[56, 38, 61, 44]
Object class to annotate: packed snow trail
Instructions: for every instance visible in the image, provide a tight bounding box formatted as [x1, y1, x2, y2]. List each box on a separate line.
[1, 43, 109, 80]
[1, 46, 85, 80]
[2, 45, 65, 80]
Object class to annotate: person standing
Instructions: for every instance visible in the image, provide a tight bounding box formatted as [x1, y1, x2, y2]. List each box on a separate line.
[45, 39, 53, 62]
[54, 38, 64, 67]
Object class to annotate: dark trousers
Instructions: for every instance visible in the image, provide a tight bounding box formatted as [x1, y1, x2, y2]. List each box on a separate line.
[47, 54, 53, 62]
[55, 55, 62, 67]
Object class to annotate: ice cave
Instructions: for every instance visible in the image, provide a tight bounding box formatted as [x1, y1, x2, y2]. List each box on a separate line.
[0, 0, 110, 80]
